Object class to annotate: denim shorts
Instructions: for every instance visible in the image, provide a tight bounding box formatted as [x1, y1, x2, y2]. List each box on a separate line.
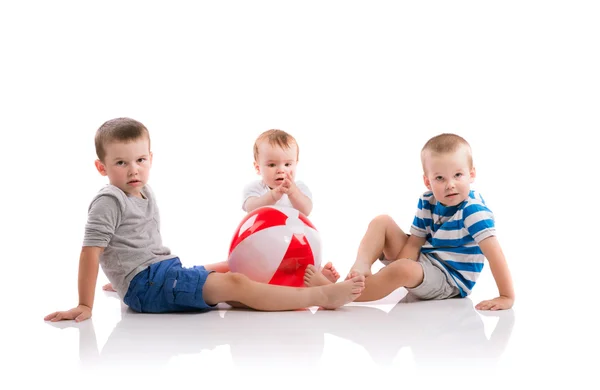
[123, 257, 216, 313]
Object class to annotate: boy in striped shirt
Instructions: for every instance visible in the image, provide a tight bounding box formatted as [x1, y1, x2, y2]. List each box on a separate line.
[304, 133, 514, 310]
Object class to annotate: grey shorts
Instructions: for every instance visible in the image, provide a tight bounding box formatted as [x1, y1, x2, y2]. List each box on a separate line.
[380, 254, 460, 300]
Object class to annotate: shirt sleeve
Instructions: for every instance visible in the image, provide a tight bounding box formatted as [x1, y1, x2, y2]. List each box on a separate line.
[295, 181, 312, 200]
[242, 181, 265, 211]
[409, 195, 429, 237]
[463, 201, 496, 243]
[83, 194, 122, 247]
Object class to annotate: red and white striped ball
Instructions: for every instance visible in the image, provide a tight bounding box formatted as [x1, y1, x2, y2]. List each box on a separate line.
[228, 206, 322, 287]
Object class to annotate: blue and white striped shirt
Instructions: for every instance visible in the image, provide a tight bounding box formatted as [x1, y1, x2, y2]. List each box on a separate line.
[410, 190, 495, 297]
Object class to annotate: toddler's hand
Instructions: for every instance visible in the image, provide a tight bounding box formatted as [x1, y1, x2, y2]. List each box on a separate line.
[270, 187, 284, 201]
[279, 171, 298, 196]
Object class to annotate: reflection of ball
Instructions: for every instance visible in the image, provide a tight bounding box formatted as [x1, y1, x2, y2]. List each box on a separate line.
[228, 206, 322, 287]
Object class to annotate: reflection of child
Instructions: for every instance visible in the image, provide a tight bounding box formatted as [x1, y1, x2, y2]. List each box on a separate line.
[44, 118, 365, 323]
[305, 133, 515, 311]
[320, 293, 515, 367]
[243, 129, 339, 283]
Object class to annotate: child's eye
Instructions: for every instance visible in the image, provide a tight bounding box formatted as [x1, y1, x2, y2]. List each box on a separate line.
[268, 163, 276, 167]
[116, 161, 126, 166]
[137, 158, 146, 163]
[285, 163, 292, 167]
[455, 173, 463, 178]
[435, 176, 444, 181]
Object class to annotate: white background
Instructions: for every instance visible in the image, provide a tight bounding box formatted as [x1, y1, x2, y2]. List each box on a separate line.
[1, 1, 599, 388]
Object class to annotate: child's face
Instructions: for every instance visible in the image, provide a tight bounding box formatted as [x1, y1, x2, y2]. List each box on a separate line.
[95, 138, 153, 198]
[422, 147, 475, 206]
[254, 141, 298, 189]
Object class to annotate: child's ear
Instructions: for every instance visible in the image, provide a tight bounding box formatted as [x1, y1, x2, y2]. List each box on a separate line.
[95, 160, 107, 176]
[254, 161, 260, 175]
[423, 174, 431, 190]
[470, 166, 476, 183]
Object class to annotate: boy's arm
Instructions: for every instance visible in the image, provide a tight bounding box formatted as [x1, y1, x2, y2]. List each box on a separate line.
[286, 176, 312, 216]
[44, 246, 104, 323]
[244, 190, 282, 213]
[398, 234, 426, 261]
[78, 246, 103, 310]
[475, 236, 515, 310]
[287, 190, 312, 216]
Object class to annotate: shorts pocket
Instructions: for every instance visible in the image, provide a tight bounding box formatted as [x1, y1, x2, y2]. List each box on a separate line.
[165, 268, 200, 307]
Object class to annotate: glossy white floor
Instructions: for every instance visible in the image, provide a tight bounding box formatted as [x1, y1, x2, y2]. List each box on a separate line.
[12, 243, 598, 389]
[2, 1, 599, 389]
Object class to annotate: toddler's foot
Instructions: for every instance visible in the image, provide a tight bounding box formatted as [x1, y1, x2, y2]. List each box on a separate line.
[319, 274, 365, 310]
[344, 261, 372, 280]
[304, 264, 334, 287]
[102, 283, 116, 292]
[321, 262, 340, 283]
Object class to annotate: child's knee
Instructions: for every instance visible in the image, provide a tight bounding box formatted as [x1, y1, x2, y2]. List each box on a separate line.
[225, 272, 251, 287]
[388, 259, 422, 284]
[371, 214, 394, 227]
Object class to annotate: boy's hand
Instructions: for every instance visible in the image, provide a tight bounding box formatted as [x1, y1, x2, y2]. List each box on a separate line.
[44, 304, 92, 323]
[279, 171, 298, 197]
[270, 187, 284, 201]
[475, 296, 514, 311]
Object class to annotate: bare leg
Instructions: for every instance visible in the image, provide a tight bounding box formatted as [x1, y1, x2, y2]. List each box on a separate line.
[102, 283, 116, 292]
[226, 301, 251, 309]
[321, 262, 340, 283]
[303, 215, 410, 287]
[203, 272, 365, 310]
[347, 215, 410, 278]
[353, 258, 423, 302]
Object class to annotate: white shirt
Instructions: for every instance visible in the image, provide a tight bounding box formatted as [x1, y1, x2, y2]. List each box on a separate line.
[242, 180, 312, 211]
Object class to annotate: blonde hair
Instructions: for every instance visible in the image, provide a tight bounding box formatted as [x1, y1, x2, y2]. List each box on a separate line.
[421, 133, 472, 172]
[95, 117, 150, 162]
[253, 129, 299, 161]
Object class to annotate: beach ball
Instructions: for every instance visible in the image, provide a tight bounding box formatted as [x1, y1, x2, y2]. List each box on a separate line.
[228, 206, 322, 287]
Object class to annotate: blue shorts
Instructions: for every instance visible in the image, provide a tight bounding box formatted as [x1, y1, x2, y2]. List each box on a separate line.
[123, 257, 216, 313]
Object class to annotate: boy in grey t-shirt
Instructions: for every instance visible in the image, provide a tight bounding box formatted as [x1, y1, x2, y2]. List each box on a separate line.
[44, 118, 365, 322]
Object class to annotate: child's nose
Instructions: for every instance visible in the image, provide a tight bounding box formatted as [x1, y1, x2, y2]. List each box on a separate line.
[129, 164, 139, 175]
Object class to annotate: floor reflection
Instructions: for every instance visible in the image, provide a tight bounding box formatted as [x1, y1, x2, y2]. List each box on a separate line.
[46, 290, 515, 375]
[326, 293, 515, 370]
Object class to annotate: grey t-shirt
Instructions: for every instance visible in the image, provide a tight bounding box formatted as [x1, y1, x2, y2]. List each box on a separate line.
[83, 184, 174, 298]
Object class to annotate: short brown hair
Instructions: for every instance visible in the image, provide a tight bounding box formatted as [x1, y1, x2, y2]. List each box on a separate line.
[253, 129, 299, 161]
[421, 133, 472, 171]
[95, 117, 150, 162]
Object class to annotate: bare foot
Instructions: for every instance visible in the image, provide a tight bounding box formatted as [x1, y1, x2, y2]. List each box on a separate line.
[344, 261, 372, 280]
[102, 283, 116, 292]
[304, 264, 334, 287]
[321, 262, 340, 283]
[319, 274, 365, 309]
